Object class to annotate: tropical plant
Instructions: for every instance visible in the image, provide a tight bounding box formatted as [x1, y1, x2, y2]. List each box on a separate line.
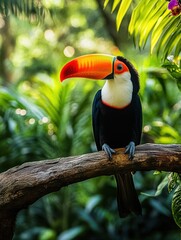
[1, 0, 180, 59]
[0, 0, 181, 238]
[162, 57, 181, 91]
[0, 0, 46, 20]
[140, 56, 181, 228]
[104, 0, 181, 59]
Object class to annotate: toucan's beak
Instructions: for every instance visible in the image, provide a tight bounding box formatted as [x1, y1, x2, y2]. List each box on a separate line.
[60, 54, 115, 82]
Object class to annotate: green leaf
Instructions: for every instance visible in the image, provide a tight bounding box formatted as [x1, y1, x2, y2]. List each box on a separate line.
[162, 59, 181, 81]
[162, 28, 181, 60]
[168, 173, 179, 193]
[129, 0, 146, 28]
[116, 0, 132, 30]
[138, 1, 166, 48]
[0, 0, 46, 20]
[177, 80, 181, 91]
[156, 24, 174, 57]
[58, 226, 85, 240]
[153, 170, 162, 175]
[142, 175, 168, 197]
[129, 0, 164, 37]
[112, 0, 121, 12]
[104, 0, 109, 8]
[155, 175, 168, 196]
[86, 195, 102, 213]
[40, 229, 56, 240]
[151, 11, 170, 53]
[172, 185, 181, 228]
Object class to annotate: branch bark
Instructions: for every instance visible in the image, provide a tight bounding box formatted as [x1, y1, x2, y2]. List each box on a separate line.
[0, 143, 181, 239]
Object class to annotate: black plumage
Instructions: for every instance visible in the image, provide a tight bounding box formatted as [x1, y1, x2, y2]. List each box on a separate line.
[92, 57, 142, 217]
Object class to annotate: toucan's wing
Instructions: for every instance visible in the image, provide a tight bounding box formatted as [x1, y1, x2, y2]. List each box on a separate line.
[92, 89, 102, 151]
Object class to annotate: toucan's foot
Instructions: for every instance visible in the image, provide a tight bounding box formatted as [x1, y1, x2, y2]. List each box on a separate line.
[125, 141, 135, 160]
[102, 143, 115, 160]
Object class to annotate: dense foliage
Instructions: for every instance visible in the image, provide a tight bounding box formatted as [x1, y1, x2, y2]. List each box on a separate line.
[105, 0, 181, 60]
[0, 0, 181, 239]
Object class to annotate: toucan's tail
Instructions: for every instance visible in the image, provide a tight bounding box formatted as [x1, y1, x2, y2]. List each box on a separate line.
[115, 173, 142, 218]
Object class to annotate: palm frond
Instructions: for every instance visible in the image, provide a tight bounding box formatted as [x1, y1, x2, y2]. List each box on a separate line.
[116, 0, 132, 30]
[104, 0, 181, 59]
[129, 0, 180, 59]
[0, 0, 46, 20]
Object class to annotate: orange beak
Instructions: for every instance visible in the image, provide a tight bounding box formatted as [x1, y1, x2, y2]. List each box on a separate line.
[60, 54, 115, 82]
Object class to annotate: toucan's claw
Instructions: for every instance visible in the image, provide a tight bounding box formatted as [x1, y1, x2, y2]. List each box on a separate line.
[102, 143, 115, 160]
[125, 141, 135, 160]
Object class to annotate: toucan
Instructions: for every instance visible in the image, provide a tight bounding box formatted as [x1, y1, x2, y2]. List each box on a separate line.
[60, 54, 142, 217]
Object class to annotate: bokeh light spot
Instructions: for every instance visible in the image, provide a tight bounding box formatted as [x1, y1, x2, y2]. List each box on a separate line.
[63, 46, 75, 58]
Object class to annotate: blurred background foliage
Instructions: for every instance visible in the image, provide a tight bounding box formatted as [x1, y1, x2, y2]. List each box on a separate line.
[0, 0, 181, 239]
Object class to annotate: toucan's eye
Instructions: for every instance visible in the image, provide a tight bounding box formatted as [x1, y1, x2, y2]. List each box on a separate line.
[117, 64, 123, 71]
[114, 59, 129, 74]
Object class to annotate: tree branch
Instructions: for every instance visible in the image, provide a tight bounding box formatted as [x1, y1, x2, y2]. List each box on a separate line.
[0, 143, 181, 239]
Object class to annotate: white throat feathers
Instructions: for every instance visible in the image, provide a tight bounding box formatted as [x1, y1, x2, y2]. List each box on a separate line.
[101, 72, 133, 109]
